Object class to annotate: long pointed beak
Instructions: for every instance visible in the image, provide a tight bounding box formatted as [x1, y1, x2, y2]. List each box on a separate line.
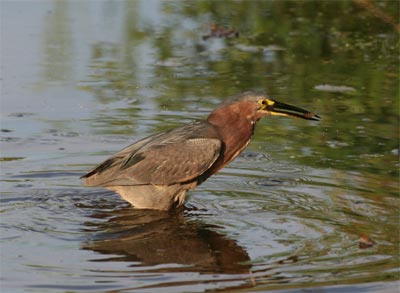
[268, 101, 321, 121]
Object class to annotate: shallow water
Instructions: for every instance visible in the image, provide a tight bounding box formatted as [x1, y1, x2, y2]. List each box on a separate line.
[1, 1, 399, 292]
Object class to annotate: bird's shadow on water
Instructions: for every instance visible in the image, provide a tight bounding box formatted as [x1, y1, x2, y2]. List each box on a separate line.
[80, 196, 251, 275]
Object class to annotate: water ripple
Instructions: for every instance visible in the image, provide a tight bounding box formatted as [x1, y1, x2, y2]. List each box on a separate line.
[1, 155, 399, 293]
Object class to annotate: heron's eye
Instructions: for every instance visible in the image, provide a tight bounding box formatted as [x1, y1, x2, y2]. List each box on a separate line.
[260, 99, 275, 108]
[258, 99, 271, 110]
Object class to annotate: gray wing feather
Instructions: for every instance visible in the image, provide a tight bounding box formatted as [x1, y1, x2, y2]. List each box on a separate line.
[82, 122, 222, 187]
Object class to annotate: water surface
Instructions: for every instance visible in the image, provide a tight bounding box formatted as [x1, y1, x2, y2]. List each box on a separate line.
[1, 1, 399, 292]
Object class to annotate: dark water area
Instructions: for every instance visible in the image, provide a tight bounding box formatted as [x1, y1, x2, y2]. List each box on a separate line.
[1, 1, 399, 292]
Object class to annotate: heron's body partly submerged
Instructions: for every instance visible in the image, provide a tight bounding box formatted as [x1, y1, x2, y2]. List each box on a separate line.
[81, 92, 320, 210]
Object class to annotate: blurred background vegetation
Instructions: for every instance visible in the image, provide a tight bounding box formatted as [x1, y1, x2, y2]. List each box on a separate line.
[67, 0, 399, 178]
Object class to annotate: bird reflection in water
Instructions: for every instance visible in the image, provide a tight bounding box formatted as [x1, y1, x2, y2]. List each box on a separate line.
[82, 204, 251, 274]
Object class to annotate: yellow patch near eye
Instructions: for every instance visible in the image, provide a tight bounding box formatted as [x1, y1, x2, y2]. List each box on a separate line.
[265, 99, 275, 106]
[259, 99, 275, 107]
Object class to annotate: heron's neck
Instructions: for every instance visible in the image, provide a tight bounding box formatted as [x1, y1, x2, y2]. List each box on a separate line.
[207, 107, 256, 167]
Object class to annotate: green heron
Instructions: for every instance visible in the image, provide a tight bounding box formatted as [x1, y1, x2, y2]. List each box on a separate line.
[82, 92, 320, 210]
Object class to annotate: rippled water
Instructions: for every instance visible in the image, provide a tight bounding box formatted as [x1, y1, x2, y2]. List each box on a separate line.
[1, 1, 399, 292]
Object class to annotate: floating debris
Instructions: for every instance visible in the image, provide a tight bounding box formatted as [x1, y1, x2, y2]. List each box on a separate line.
[0, 157, 25, 162]
[314, 84, 356, 93]
[359, 234, 376, 249]
[202, 23, 239, 40]
[235, 43, 285, 53]
[8, 112, 35, 118]
[278, 255, 299, 264]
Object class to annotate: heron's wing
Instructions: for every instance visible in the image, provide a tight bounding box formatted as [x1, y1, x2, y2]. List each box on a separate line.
[81, 133, 163, 181]
[82, 122, 222, 186]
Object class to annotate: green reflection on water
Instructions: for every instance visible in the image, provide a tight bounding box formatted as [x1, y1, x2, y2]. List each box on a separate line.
[30, 0, 399, 291]
[75, 1, 399, 180]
